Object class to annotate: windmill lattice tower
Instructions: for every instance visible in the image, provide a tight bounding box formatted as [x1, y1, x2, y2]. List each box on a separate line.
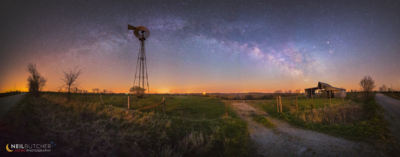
[128, 25, 150, 97]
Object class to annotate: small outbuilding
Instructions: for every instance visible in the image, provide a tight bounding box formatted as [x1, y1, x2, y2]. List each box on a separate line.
[304, 82, 346, 99]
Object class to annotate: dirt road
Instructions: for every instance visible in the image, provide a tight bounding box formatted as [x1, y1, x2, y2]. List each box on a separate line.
[375, 93, 400, 150]
[375, 93, 400, 120]
[232, 102, 383, 157]
[0, 93, 26, 120]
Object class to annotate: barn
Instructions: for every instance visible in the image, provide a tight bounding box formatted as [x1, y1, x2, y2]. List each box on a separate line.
[304, 82, 346, 99]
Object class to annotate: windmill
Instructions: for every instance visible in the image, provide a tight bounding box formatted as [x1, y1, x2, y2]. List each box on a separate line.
[128, 25, 150, 97]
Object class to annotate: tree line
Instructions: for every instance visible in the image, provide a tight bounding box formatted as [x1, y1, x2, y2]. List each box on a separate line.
[26, 63, 145, 102]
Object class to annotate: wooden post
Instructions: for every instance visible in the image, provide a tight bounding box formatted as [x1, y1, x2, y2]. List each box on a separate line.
[277, 97, 279, 113]
[279, 96, 282, 113]
[225, 103, 228, 116]
[128, 96, 130, 109]
[311, 91, 313, 108]
[163, 97, 166, 115]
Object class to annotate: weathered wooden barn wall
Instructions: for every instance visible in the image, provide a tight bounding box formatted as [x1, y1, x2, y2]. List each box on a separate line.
[305, 82, 346, 99]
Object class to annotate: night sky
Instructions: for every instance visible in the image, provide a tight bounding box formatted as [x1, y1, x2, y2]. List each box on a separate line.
[1, 0, 399, 93]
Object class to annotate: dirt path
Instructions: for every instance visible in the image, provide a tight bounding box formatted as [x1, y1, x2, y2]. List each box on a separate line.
[232, 102, 384, 157]
[375, 93, 400, 150]
[0, 92, 26, 120]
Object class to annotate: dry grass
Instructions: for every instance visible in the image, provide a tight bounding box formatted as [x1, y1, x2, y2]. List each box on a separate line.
[382, 92, 400, 100]
[290, 102, 363, 124]
[252, 115, 275, 128]
[12, 96, 220, 156]
[30, 95, 170, 156]
[4, 94, 251, 157]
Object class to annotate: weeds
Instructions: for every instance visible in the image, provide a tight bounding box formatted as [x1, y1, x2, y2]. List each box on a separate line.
[247, 93, 396, 153]
[252, 115, 275, 128]
[3, 94, 251, 157]
[292, 102, 363, 124]
[382, 92, 400, 100]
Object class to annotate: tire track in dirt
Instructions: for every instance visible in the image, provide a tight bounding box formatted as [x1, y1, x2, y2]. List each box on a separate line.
[232, 102, 384, 157]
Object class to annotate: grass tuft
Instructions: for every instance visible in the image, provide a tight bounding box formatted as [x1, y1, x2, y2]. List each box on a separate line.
[252, 115, 275, 128]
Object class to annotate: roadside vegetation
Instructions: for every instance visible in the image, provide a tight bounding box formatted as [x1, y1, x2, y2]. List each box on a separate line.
[247, 93, 396, 151]
[382, 92, 400, 100]
[246, 76, 397, 154]
[0, 91, 22, 98]
[3, 93, 252, 156]
[251, 115, 275, 128]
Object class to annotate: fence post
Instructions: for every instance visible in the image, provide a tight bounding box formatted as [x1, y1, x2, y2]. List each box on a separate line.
[225, 103, 228, 116]
[128, 96, 130, 109]
[279, 96, 282, 113]
[276, 96, 279, 113]
[163, 97, 166, 115]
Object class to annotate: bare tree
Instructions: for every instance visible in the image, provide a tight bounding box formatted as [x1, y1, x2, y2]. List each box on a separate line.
[359, 75, 376, 100]
[83, 90, 88, 101]
[26, 63, 47, 98]
[130, 86, 146, 98]
[92, 88, 100, 94]
[295, 89, 301, 94]
[62, 67, 82, 102]
[273, 90, 282, 98]
[102, 89, 108, 94]
[380, 84, 387, 92]
[72, 87, 79, 93]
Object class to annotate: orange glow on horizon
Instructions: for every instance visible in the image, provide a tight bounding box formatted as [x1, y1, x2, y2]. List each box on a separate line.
[0, 78, 373, 94]
[0, 69, 392, 94]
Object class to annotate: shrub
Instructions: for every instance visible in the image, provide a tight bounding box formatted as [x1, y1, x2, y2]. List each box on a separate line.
[244, 95, 255, 100]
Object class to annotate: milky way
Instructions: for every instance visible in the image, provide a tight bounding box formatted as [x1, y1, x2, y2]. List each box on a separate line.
[1, 0, 399, 93]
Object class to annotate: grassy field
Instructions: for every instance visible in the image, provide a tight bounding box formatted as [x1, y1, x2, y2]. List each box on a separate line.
[382, 92, 400, 100]
[2, 93, 253, 156]
[251, 115, 275, 128]
[246, 93, 396, 151]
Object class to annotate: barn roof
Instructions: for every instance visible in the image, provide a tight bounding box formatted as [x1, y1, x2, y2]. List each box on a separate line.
[318, 82, 332, 87]
[305, 82, 346, 91]
[304, 87, 318, 90]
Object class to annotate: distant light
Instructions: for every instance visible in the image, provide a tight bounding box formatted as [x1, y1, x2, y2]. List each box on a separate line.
[203, 92, 206, 95]
[126, 93, 128, 95]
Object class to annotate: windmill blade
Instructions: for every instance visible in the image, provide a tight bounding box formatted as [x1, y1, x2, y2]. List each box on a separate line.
[128, 24, 137, 30]
[133, 26, 150, 39]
